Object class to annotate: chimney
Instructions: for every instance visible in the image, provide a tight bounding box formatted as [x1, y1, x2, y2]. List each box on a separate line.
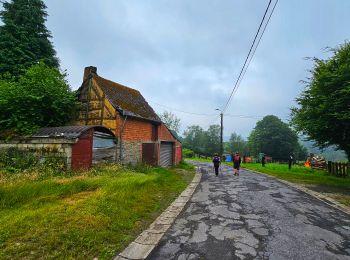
[83, 66, 97, 81]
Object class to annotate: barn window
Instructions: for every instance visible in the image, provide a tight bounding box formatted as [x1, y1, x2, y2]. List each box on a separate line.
[93, 131, 117, 163]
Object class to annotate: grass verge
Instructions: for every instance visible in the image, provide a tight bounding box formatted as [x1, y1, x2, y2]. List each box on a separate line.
[0, 162, 195, 259]
[242, 163, 350, 206]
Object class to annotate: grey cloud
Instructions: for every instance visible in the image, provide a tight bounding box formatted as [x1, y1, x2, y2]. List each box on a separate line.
[43, 0, 350, 138]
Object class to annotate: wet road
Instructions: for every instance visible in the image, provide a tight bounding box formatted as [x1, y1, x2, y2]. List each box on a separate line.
[147, 161, 350, 260]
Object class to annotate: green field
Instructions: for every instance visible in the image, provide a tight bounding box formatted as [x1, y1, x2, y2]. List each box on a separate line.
[0, 162, 195, 259]
[241, 163, 350, 188]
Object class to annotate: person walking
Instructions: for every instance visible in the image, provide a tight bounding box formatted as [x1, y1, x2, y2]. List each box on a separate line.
[262, 154, 266, 167]
[288, 154, 294, 170]
[233, 152, 241, 176]
[212, 153, 221, 176]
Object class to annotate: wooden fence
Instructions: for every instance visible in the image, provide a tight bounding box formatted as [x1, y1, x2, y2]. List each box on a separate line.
[327, 161, 349, 177]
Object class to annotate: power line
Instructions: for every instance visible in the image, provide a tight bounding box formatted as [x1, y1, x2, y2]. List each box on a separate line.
[222, 0, 278, 114]
[150, 99, 288, 120]
[228, 0, 279, 106]
[223, 0, 272, 112]
[225, 113, 288, 120]
[149, 100, 217, 116]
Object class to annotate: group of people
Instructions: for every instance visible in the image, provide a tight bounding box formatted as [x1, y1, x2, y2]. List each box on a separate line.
[212, 152, 241, 176]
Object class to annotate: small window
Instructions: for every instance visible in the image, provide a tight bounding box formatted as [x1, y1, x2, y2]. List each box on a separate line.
[93, 131, 116, 149]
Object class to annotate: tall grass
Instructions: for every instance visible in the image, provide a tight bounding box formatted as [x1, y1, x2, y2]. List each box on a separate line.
[0, 163, 195, 259]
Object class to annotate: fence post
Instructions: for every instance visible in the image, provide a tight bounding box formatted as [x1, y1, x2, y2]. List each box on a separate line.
[335, 162, 337, 176]
[327, 161, 331, 174]
[331, 162, 334, 175]
[342, 163, 347, 178]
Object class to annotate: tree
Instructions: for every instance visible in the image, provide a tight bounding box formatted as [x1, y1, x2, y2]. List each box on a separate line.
[247, 115, 300, 160]
[0, 0, 59, 77]
[159, 111, 181, 134]
[182, 125, 205, 154]
[294, 142, 308, 161]
[0, 62, 78, 136]
[226, 132, 249, 155]
[203, 125, 220, 156]
[291, 42, 350, 160]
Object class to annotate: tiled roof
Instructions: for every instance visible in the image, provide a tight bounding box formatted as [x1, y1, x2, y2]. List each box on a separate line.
[92, 75, 161, 123]
[32, 126, 115, 139]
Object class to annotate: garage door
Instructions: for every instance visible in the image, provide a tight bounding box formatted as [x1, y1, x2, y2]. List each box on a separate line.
[160, 142, 173, 167]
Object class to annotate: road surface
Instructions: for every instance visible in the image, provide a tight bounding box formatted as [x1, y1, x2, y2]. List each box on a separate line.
[147, 161, 350, 260]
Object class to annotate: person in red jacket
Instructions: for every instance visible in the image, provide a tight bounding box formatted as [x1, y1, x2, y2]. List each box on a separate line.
[233, 152, 241, 176]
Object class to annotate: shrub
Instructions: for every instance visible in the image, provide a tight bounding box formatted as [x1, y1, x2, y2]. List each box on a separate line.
[183, 148, 194, 158]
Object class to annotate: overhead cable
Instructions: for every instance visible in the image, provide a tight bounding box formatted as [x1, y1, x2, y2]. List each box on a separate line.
[222, 0, 278, 114]
[228, 0, 279, 105]
[149, 100, 217, 116]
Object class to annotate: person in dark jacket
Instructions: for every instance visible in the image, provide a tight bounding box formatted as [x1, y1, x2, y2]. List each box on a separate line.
[233, 152, 241, 176]
[288, 155, 294, 170]
[262, 154, 266, 167]
[212, 153, 221, 176]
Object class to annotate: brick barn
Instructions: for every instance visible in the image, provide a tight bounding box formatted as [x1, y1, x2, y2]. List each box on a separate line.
[76, 66, 182, 166]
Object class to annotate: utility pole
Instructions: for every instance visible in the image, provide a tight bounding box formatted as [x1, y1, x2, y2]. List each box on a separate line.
[220, 112, 223, 157]
[216, 109, 224, 158]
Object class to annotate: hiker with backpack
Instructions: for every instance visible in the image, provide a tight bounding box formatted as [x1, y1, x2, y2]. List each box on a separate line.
[233, 152, 241, 176]
[212, 153, 221, 176]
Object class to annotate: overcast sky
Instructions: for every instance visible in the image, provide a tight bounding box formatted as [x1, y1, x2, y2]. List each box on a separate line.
[44, 0, 350, 138]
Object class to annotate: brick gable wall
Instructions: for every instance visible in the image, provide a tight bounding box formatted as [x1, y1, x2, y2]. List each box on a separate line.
[117, 116, 154, 141]
[158, 124, 176, 141]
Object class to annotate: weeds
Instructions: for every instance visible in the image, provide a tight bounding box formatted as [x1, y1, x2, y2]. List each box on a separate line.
[0, 163, 195, 259]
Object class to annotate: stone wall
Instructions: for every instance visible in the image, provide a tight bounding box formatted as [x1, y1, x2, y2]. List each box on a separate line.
[120, 140, 142, 165]
[0, 138, 76, 169]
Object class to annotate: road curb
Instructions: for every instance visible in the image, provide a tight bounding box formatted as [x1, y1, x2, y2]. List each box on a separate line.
[114, 167, 202, 260]
[245, 168, 350, 215]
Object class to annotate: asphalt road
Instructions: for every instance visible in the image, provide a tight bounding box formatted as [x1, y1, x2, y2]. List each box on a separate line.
[147, 161, 350, 260]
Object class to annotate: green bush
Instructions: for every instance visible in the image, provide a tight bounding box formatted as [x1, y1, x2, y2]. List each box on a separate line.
[183, 148, 194, 158]
[0, 62, 78, 136]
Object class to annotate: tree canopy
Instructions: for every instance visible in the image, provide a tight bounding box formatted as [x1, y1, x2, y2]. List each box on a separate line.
[159, 111, 181, 134]
[226, 132, 249, 155]
[0, 0, 59, 77]
[247, 115, 303, 160]
[182, 124, 220, 156]
[290, 42, 350, 160]
[0, 63, 78, 136]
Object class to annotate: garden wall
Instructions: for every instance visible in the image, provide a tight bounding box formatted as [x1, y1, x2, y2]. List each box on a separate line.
[0, 138, 75, 169]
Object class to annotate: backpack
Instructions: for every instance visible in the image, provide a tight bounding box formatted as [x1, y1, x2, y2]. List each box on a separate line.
[234, 155, 240, 163]
[213, 156, 220, 164]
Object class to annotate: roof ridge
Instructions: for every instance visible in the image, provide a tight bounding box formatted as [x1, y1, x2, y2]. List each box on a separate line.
[93, 74, 141, 95]
[90, 73, 161, 123]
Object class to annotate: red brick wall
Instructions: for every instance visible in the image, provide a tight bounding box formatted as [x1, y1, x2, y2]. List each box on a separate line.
[71, 129, 93, 170]
[175, 141, 182, 164]
[158, 124, 176, 141]
[115, 117, 183, 165]
[121, 118, 154, 141]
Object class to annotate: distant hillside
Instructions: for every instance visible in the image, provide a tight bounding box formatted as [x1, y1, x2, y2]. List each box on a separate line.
[301, 140, 347, 161]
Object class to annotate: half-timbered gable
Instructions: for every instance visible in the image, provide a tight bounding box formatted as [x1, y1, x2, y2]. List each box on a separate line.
[76, 66, 182, 166]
